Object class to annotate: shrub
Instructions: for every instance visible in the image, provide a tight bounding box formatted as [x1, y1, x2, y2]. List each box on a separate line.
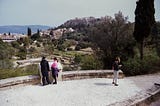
[36, 42, 41, 47]
[67, 47, 73, 51]
[77, 42, 89, 49]
[0, 59, 13, 69]
[75, 45, 81, 50]
[74, 54, 83, 64]
[80, 55, 103, 70]
[28, 47, 36, 53]
[123, 55, 160, 76]
[24, 64, 39, 75]
[11, 41, 20, 49]
[57, 45, 66, 51]
[0, 64, 39, 79]
[63, 66, 72, 71]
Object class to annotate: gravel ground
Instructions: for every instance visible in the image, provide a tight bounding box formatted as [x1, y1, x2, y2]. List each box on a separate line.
[0, 73, 160, 106]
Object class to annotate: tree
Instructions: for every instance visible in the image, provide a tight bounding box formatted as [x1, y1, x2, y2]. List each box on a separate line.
[17, 46, 27, 59]
[151, 22, 160, 57]
[31, 29, 40, 41]
[89, 12, 135, 68]
[133, 0, 155, 60]
[0, 39, 14, 60]
[27, 27, 32, 36]
[80, 55, 103, 70]
[23, 37, 30, 47]
[11, 41, 20, 49]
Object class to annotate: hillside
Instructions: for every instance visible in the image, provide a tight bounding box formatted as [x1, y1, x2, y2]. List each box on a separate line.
[0, 25, 51, 34]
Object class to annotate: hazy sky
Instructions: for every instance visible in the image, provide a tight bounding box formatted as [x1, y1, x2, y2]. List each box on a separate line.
[0, 0, 160, 27]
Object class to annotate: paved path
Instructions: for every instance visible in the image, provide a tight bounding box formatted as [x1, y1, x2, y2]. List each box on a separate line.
[0, 73, 160, 106]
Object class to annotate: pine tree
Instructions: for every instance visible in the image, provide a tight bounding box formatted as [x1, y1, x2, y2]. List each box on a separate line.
[133, 0, 155, 60]
[27, 27, 32, 36]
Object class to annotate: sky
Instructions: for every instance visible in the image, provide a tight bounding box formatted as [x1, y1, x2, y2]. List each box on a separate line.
[0, 0, 160, 27]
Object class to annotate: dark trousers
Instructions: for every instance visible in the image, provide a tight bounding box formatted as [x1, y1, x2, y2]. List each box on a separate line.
[52, 74, 57, 84]
[52, 68, 58, 84]
[42, 71, 50, 85]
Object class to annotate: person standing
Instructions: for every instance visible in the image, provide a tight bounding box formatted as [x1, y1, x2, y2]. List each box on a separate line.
[112, 57, 122, 86]
[57, 59, 63, 81]
[51, 57, 59, 84]
[40, 56, 51, 86]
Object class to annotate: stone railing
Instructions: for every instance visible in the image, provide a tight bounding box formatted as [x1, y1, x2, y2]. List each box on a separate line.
[0, 70, 124, 88]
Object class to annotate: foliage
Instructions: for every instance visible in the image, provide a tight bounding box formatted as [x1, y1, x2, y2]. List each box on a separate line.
[44, 44, 54, 54]
[74, 54, 83, 64]
[16, 37, 31, 47]
[16, 46, 27, 59]
[133, 0, 155, 60]
[80, 55, 103, 70]
[11, 41, 20, 49]
[0, 64, 39, 80]
[56, 38, 77, 51]
[63, 66, 72, 71]
[31, 32, 40, 41]
[75, 42, 91, 50]
[36, 42, 41, 47]
[0, 59, 13, 69]
[151, 22, 160, 57]
[123, 52, 160, 76]
[57, 45, 66, 51]
[62, 33, 88, 42]
[75, 45, 81, 51]
[27, 27, 32, 36]
[28, 47, 37, 53]
[134, 0, 155, 42]
[23, 37, 30, 47]
[88, 12, 135, 68]
[0, 39, 15, 60]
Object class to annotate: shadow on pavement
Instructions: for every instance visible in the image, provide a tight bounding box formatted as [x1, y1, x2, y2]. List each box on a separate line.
[94, 83, 113, 86]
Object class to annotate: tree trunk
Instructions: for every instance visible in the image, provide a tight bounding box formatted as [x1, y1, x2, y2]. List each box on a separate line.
[140, 39, 144, 60]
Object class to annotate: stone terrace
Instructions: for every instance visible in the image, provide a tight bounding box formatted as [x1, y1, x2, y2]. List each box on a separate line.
[0, 71, 160, 106]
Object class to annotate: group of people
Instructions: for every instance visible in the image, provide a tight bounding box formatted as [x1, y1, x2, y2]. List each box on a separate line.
[40, 56, 122, 86]
[40, 56, 62, 86]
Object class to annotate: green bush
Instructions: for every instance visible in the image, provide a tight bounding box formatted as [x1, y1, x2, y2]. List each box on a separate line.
[58, 45, 65, 51]
[63, 66, 72, 71]
[123, 55, 160, 76]
[0, 39, 15, 60]
[28, 47, 36, 53]
[80, 55, 103, 70]
[0, 60, 13, 69]
[67, 47, 73, 51]
[36, 42, 41, 47]
[11, 41, 20, 49]
[75, 45, 81, 50]
[74, 54, 83, 64]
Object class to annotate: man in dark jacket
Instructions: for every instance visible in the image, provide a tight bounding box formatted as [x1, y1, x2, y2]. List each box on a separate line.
[40, 56, 51, 86]
[112, 58, 121, 86]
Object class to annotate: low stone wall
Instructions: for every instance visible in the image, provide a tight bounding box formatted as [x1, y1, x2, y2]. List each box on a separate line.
[0, 75, 40, 89]
[0, 70, 124, 88]
[62, 70, 124, 81]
